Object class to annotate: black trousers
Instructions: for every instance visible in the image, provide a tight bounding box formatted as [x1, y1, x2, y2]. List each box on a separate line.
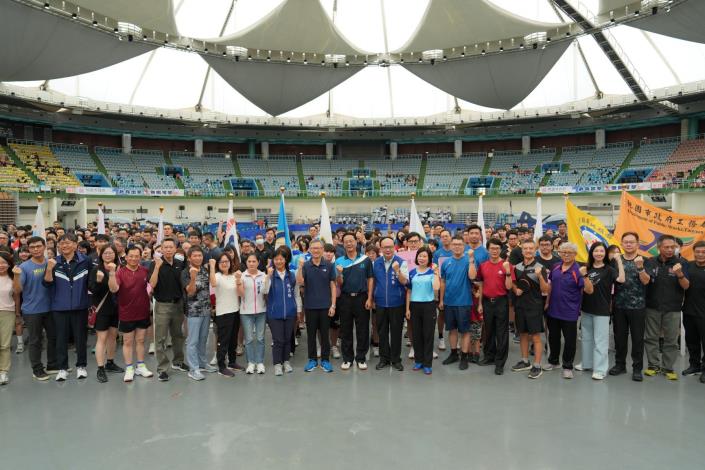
[306, 308, 331, 361]
[53, 309, 88, 370]
[546, 316, 577, 369]
[482, 296, 509, 368]
[214, 311, 239, 369]
[24, 312, 57, 373]
[376, 305, 404, 364]
[270, 317, 295, 365]
[683, 314, 705, 370]
[411, 301, 437, 368]
[613, 307, 646, 371]
[339, 294, 369, 363]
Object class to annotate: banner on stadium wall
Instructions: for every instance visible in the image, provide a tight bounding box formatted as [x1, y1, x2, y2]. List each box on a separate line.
[66, 187, 184, 197]
[614, 191, 705, 261]
[539, 182, 664, 194]
[566, 198, 619, 263]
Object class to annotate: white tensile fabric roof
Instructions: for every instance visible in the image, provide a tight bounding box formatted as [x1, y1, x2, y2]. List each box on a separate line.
[2, 0, 705, 120]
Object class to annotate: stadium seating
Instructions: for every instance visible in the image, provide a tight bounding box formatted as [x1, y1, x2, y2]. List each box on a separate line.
[169, 152, 231, 196]
[364, 155, 421, 196]
[629, 138, 680, 167]
[0, 147, 34, 191]
[9, 142, 80, 189]
[647, 138, 705, 183]
[423, 153, 486, 195]
[238, 155, 300, 196]
[560, 142, 632, 170]
[488, 148, 555, 172]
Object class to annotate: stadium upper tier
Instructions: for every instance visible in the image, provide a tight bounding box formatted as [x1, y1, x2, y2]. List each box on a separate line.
[2, 134, 705, 196]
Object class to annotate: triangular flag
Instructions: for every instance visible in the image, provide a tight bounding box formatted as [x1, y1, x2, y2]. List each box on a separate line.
[319, 196, 333, 244]
[477, 194, 487, 248]
[33, 200, 45, 239]
[276, 192, 291, 248]
[225, 200, 241, 256]
[409, 197, 426, 239]
[97, 204, 106, 235]
[534, 194, 543, 241]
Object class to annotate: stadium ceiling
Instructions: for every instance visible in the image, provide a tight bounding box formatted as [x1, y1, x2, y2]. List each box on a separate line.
[1, 0, 705, 127]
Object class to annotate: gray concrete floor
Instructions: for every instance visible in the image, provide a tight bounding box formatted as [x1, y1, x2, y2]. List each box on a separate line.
[1, 327, 702, 470]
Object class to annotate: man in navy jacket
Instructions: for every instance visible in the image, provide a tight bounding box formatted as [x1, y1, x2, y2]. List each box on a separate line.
[43, 233, 92, 382]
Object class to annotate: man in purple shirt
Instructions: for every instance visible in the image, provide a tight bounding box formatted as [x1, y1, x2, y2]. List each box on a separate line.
[544, 242, 593, 378]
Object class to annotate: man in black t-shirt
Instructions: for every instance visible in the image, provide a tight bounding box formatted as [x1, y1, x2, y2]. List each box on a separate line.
[683, 241, 705, 382]
[536, 235, 561, 271]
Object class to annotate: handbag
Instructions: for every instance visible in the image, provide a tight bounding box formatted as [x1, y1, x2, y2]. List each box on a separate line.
[88, 292, 109, 328]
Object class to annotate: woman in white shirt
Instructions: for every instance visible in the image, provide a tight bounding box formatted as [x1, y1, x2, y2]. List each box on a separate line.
[237, 253, 267, 374]
[209, 253, 242, 377]
[0, 252, 21, 385]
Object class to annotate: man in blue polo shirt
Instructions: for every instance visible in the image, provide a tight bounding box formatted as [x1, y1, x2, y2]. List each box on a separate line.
[335, 232, 374, 371]
[439, 236, 477, 370]
[466, 224, 489, 265]
[297, 239, 337, 373]
[432, 229, 453, 265]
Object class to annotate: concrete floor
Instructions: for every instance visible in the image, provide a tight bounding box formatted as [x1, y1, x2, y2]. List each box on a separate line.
[1, 328, 702, 470]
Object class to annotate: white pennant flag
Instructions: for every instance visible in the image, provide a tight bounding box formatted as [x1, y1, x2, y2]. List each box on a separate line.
[319, 196, 333, 244]
[33, 200, 45, 239]
[534, 194, 543, 241]
[156, 209, 164, 244]
[477, 194, 487, 248]
[409, 197, 426, 239]
[97, 205, 106, 235]
[226, 199, 240, 256]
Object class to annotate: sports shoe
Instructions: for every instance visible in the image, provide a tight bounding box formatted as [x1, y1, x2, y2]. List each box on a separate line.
[373, 346, 379, 357]
[256, 363, 266, 374]
[511, 360, 531, 372]
[96, 368, 108, 383]
[188, 370, 205, 381]
[33, 369, 50, 381]
[574, 363, 592, 372]
[331, 346, 341, 359]
[433, 351, 438, 359]
[632, 371, 643, 382]
[236, 344, 244, 356]
[494, 366, 504, 375]
[512, 334, 520, 344]
[375, 361, 390, 370]
[562, 368, 574, 379]
[171, 362, 189, 372]
[124, 366, 135, 383]
[438, 338, 446, 351]
[341, 361, 352, 370]
[136, 363, 153, 378]
[644, 366, 660, 377]
[592, 372, 605, 380]
[218, 367, 235, 377]
[413, 362, 423, 371]
[55, 369, 68, 382]
[609, 365, 626, 376]
[0, 372, 8, 385]
[15, 342, 24, 354]
[283, 361, 293, 373]
[45, 368, 60, 375]
[664, 370, 678, 381]
[245, 363, 255, 374]
[304, 359, 318, 372]
[442, 352, 459, 365]
[357, 361, 368, 370]
[158, 371, 169, 381]
[459, 353, 469, 370]
[274, 364, 283, 376]
[320, 360, 334, 373]
[105, 361, 124, 373]
[209, 353, 217, 367]
[682, 365, 701, 376]
[528, 366, 543, 379]
[423, 367, 432, 375]
[542, 363, 560, 371]
[76, 367, 88, 379]
[148, 342, 155, 355]
[408, 348, 415, 359]
[228, 362, 244, 371]
[201, 365, 218, 373]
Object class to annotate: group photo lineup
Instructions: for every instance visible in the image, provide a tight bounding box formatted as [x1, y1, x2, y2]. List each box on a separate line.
[1, 0, 704, 469]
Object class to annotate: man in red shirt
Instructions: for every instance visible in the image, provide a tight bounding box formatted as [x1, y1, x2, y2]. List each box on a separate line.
[108, 246, 153, 383]
[477, 238, 515, 375]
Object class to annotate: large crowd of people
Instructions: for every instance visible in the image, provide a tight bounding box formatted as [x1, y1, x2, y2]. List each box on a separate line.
[0, 217, 703, 387]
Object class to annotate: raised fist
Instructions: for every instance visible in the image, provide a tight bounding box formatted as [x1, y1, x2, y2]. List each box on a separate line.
[433, 265, 439, 276]
[298, 257, 305, 267]
[579, 266, 588, 277]
[634, 256, 644, 269]
[267, 266, 274, 276]
[392, 261, 400, 272]
[209, 258, 216, 270]
[47, 258, 57, 269]
[467, 249, 474, 259]
[96, 270, 104, 282]
[12, 265, 22, 275]
[154, 256, 163, 269]
[189, 266, 199, 278]
[336, 264, 343, 274]
[503, 261, 511, 272]
[534, 264, 543, 275]
[672, 263, 683, 274]
[106, 263, 117, 273]
[234, 271, 242, 280]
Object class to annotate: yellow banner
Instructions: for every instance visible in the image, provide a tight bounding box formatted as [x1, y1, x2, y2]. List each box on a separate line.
[614, 191, 705, 261]
[566, 198, 619, 263]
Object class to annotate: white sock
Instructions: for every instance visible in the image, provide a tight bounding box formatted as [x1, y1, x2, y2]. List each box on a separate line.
[17, 336, 24, 345]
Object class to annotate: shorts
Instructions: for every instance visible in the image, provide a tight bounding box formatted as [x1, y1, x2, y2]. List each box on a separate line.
[469, 321, 482, 341]
[444, 305, 471, 333]
[515, 306, 544, 334]
[95, 312, 118, 332]
[118, 317, 152, 333]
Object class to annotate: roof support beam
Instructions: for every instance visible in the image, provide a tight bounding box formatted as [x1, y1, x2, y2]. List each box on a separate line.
[196, 0, 236, 112]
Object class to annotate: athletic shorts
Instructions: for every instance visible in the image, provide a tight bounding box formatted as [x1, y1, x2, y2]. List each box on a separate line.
[444, 305, 471, 333]
[469, 320, 482, 341]
[515, 306, 544, 335]
[118, 317, 152, 333]
[95, 312, 119, 332]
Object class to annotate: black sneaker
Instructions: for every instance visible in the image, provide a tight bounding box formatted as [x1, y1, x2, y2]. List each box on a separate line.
[158, 371, 169, 381]
[442, 352, 459, 365]
[171, 362, 189, 372]
[511, 360, 531, 372]
[375, 361, 390, 370]
[478, 357, 495, 366]
[609, 365, 626, 376]
[96, 368, 108, 383]
[471, 354, 480, 364]
[32, 369, 50, 381]
[494, 366, 504, 375]
[682, 365, 701, 376]
[105, 361, 124, 373]
[228, 363, 244, 371]
[632, 371, 643, 382]
[528, 366, 543, 379]
[459, 354, 469, 370]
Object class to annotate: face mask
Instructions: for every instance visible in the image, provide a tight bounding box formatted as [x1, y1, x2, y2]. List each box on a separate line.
[175, 253, 185, 262]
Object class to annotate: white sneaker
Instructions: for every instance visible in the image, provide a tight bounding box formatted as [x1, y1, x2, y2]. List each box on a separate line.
[331, 346, 341, 359]
[408, 347, 415, 359]
[575, 363, 585, 371]
[15, 342, 24, 354]
[438, 338, 446, 350]
[55, 369, 68, 382]
[341, 361, 352, 370]
[76, 367, 88, 379]
[123, 366, 135, 383]
[245, 363, 255, 374]
[201, 365, 218, 373]
[0, 372, 8, 385]
[373, 346, 379, 357]
[256, 363, 266, 374]
[274, 364, 283, 376]
[209, 353, 217, 367]
[148, 343, 155, 355]
[135, 363, 153, 378]
[592, 372, 605, 380]
[283, 361, 293, 373]
[433, 351, 438, 359]
[357, 361, 368, 370]
[236, 344, 244, 356]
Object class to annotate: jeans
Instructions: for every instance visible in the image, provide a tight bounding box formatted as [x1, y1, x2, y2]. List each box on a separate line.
[339, 294, 370, 363]
[269, 317, 295, 365]
[482, 296, 509, 367]
[376, 305, 404, 364]
[612, 307, 646, 371]
[214, 312, 239, 369]
[23, 312, 57, 373]
[0, 311, 13, 373]
[644, 308, 680, 371]
[580, 312, 610, 375]
[306, 309, 330, 361]
[683, 314, 705, 370]
[547, 316, 577, 369]
[53, 309, 88, 370]
[186, 316, 210, 371]
[411, 301, 437, 368]
[241, 313, 266, 364]
[154, 300, 186, 373]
